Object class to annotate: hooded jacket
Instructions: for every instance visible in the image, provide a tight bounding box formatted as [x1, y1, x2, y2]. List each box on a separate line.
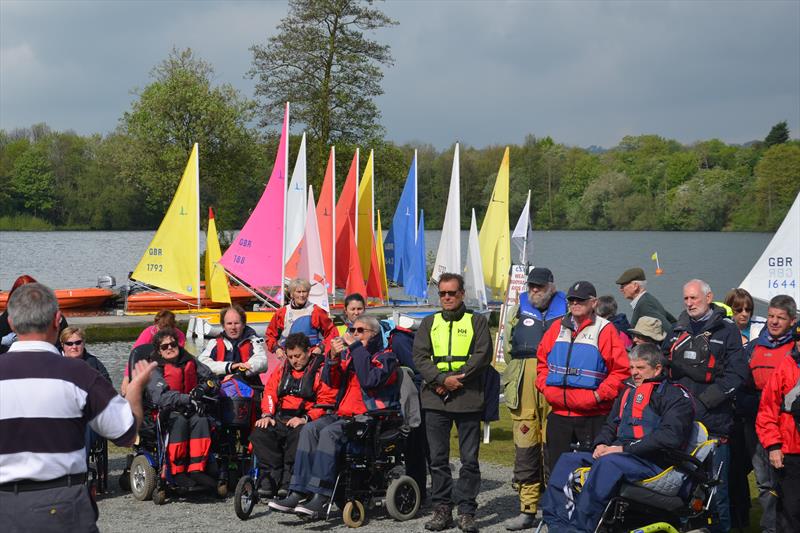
[756, 347, 800, 455]
[199, 325, 267, 376]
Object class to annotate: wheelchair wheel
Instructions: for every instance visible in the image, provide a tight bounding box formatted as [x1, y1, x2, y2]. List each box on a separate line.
[130, 455, 156, 501]
[234, 476, 257, 520]
[152, 488, 167, 505]
[385, 475, 420, 521]
[343, 500, 366, 528]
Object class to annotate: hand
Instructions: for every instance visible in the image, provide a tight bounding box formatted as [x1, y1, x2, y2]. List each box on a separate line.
[331, 337, 346, 356]
[231, 362, 251, 372]
[595, 445, 623, 458]
[190, 386, 204, 402]
[341, 331, 355, 345]
[129, 360, 157, 391]
[254, 416, 275, 428]
[592, 444, 608, 459]
[769, 449, 784, 469]
[286, 416, 307, 428]
[434, 385, 448, 397]
[275, 348, 286, 361]
[443, 374, 465, 392]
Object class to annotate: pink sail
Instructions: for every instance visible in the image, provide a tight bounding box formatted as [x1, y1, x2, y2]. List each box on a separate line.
[220, 102, 289, 302]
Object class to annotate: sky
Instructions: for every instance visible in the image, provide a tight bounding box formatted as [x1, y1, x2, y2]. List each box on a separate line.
[1, 0, 799, 150]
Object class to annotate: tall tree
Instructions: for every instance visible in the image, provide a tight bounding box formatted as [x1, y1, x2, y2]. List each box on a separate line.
[249, 0, 396, 181]
[764, 120, 790, 147]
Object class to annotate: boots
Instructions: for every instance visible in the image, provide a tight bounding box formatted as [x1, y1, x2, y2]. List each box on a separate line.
[505, 512, 539, 530]
[425, 505, 454, 531]
[457, 513, 479, 533]
[294, 492, 330, 519]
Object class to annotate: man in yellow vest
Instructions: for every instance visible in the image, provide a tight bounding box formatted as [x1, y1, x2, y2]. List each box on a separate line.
[413, 273, 493, 533]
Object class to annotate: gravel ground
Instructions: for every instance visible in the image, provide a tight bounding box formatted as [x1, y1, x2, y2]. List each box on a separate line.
[97, 454, 522, 532]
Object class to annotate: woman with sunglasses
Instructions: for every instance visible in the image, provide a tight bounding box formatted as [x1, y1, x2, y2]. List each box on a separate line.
[724, 288, 766, 344]
[146, 329, 219, 489]
[60, 326, 111, 383]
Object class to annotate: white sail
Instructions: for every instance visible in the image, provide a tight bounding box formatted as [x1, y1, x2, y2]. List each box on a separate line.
[285, 132, 307, 261]
[464, 208, 488, 309]
[431, 143, 461, 282]
[740, 191, 800, 303]
[511, 190, 534, 265]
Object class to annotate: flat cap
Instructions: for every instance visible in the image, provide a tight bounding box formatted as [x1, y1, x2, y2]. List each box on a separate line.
[616, 267, 646, 285]
[628, 316, 667, 342]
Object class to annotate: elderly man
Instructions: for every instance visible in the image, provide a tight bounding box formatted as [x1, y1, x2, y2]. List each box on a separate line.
[0, 283, 155, 532]
[540, 343, 695, 533]
[616, 267, 676, 336]
[536, 281, 630, 474]
[502, 267, 567, 530]
[413, 273, 493, 533]
[664, 279, 747, 533]
[199, 304, 267, 379]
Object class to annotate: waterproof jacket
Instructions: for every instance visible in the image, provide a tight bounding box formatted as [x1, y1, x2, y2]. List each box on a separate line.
[413, 304, 493, 414]
[78, 350, 111, 383]
[265, 302, 337, 352]
[737, 329, 795, 418]
[261, 355, 337, 421]
[594, 373, 695, 469]
[756, 348, 800, 455]
[198, 325, 267, 376]
[147, 349, 216, 412]
[631, 291, 676, 337]
[663, 304, 747, 437]
[535, 313, 630, 417]
[323, 335, 399, 417]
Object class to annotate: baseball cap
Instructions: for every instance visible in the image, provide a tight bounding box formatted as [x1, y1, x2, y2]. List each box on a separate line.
[566, 281, 597, 301]
[527, 267, 554, 286]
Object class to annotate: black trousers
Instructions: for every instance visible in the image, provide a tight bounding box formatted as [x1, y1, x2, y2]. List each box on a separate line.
[425, 409, 481, 516]
[405, 410, 429, 500]
[545, 412, 606, 474]
[776, 454, 800, 533]
[249, 421, 303, 490]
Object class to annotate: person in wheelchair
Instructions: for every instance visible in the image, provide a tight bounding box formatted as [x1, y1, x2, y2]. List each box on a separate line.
[146, 329, 219, 489]
[268, 315, 399, 518]
[249, 333, 337, 499]
[198, 304, 267, 382]
[541, 343, 695, 533]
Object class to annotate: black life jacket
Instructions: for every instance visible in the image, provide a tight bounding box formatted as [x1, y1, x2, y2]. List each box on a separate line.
[277, 354, 323, 401]
[669, 330, 717, 383]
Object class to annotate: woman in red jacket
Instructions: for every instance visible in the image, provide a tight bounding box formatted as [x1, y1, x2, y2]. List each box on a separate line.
[265, 278, 337, 359]
[756, 324, 800, 532]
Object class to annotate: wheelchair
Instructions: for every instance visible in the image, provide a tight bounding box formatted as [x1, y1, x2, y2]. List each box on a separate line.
[86, 434, 108, 497]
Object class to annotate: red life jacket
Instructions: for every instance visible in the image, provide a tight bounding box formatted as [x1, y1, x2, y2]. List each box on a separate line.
[214, 337, 253, 363]
[617, 381, 664, 441]
[162, 359, 198, 394]
[751, 341, 794, 391]
[669, 331, 716, 383]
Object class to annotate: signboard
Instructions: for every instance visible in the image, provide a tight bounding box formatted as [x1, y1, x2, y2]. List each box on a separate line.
[494, 264, 530, 363]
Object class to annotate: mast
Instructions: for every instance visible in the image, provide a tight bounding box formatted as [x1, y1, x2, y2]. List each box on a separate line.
[195, 142, 201, 309]
[331, 145, 336, 304]
[279, 102, 290, 304]
[354, 148, 360, 243]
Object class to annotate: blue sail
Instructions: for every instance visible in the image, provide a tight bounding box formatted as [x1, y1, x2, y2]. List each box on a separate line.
[385, 153, 417, 286]
[405, 210, 428, 299]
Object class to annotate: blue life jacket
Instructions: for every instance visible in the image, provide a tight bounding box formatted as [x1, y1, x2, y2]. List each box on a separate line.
[545, 316, 611, 389]
[287, 315, 320, 346]
[511, 291, 567, 359]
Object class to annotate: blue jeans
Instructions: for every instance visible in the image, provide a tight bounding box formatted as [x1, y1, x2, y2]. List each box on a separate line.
[710, 441, 730, 533]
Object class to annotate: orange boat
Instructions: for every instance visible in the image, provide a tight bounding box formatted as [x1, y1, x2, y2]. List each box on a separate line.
[125, 284, 256, 312]
[0, 287, 114, 312]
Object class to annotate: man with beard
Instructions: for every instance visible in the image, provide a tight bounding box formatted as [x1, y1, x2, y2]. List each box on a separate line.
[199, 304, 268, 379]
[502, 267, 567, 530]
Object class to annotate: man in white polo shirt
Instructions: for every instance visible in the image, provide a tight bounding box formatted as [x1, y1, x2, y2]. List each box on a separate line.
[0, 283, 155, 532]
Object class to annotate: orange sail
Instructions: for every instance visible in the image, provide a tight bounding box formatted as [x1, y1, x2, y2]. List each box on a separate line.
[335, 149, 359, 288]
[317, 147, 336, 293]
[365, 234, 384, 300]
[337, 217, 366, 297]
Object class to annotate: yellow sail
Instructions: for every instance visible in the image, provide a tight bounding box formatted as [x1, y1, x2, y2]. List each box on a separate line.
[356, 149, 375, 278]
[478, 147, 511, 299]
[375, 209, 390, 300]
[205, 207, 231, 304]
[131, 144, 200, 298]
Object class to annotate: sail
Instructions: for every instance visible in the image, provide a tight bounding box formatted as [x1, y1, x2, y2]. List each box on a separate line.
[511, 190, 534, 266]
[132, 143, 200, 299]
[205, 207, 231, 304]
[338, 216, 367, 297]
[385, 151, 417, 285]
[479, 147, 511, 299]
[220, 102, 289, 301]
[464, 208, 488, 309]
[375, 209, 390, 300]
[294, 186, 330, 311]
[365, 235, 384, 300]
[405, 210, 428, 299]
[740, 191, 800, 303]
[316, 147, 336, 294]
[431, 143, 461, 282]
[335, 149, 359, 289]
[357, 149, 375, 277]
[285, 132, 307, 262]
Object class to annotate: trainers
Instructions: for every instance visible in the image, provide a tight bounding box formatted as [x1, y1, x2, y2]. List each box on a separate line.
[505, 513, 538, 531]
[268, 491, 309, 513]
[425, 505, 454, 531]
[276, 486, 289, 499]
[458, 514, 479, 533]
[294, 493, 330, 519]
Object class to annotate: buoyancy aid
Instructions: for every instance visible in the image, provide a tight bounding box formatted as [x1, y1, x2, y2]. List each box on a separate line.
[617, 381, 665, 441]
[545, 315, 611, 390]
[511, 291, 567, 359]
[281, 303, 320, 346]
[430, 311, 474, 372]
[162, 359, 198, 394]
[214, 336, 253, 364]
[751, 339, 795, 391]
[277, 354, 323, 401]
[669, 331, 717, 383]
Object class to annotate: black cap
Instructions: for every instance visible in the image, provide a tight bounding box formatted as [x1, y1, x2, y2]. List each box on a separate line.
[527, 267, 554, 286]
[566, 281, 597, 300]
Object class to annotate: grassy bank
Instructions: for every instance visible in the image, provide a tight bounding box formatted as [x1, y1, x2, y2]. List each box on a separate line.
[0, 214, 91, 231]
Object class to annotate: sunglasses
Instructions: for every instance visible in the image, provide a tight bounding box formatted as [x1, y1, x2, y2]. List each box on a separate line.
[63, 340, 84, 347]
[567, 298, 590, 305]
[438, 290, 460, 297]
[159, 341, 179, 351]
[347, 327, 374, 334]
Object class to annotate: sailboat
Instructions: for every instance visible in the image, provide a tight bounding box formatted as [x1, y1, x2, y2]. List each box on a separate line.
[384, 151, 417, 287]
[511, 190, 534, 267]
[464, 208, 488, 309]
[740, 190, 800, 303]
[284, 132, 307, 262]
[479, 147, 511, 300]
[431, 143, 462, 283]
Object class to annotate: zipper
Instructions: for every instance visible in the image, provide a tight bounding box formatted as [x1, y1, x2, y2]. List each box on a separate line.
[447, 320, 454, 372]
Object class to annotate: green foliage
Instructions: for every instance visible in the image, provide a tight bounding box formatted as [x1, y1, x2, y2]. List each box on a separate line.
[753, 144, 800, 229]
[0, 214, 55, 230]
[764, 120, 790, 147]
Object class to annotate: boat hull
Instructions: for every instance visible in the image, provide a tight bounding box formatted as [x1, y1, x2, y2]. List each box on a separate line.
[125, 286, 255, 312]
[0, 288, 114, 311]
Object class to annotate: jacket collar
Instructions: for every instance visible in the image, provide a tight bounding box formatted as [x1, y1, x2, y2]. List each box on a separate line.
[441, 303, 467, 322]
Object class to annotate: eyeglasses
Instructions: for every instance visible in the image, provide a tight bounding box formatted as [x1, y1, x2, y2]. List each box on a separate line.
[348, 327, 374, 334]
[733, 307, 753, 314]
[63, 340, 84, 347]
[567, 298, 590, 305]
[159, 341, 179, 351]
[438, 290, 460, 297]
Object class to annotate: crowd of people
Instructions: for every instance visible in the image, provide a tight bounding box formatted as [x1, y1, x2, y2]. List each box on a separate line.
[1, 269, 799, 533]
